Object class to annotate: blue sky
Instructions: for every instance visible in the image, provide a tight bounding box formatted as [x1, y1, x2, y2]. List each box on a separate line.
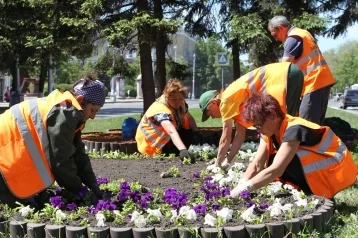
[317, 23, 358, 52]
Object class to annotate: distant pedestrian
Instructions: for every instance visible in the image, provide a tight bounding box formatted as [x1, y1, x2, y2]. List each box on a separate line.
[4, 87, 10, 102]
[268, 16, 336, 125]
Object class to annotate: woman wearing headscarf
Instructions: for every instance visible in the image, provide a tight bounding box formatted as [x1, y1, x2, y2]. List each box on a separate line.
[136, 79, 201, 161]
[0, 75, 106, 208]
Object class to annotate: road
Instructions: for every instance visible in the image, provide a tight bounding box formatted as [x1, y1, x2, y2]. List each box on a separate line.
[96, 99, 200, 118]
[328, 99, 358, 115]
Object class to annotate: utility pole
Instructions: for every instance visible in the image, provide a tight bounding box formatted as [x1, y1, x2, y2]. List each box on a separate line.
[191, 53, 196, 99]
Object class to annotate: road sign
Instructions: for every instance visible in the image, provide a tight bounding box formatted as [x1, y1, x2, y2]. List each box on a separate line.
[216, 53, 229, 66]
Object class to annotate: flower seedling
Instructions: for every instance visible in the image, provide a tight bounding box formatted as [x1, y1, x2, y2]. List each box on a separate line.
[168, 166, 180, 177]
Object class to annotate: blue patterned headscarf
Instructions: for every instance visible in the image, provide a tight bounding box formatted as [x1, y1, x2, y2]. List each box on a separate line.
[73, 78, 106, 107]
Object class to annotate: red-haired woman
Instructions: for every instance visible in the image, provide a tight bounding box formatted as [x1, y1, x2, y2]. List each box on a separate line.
[230, 93, 358, 199]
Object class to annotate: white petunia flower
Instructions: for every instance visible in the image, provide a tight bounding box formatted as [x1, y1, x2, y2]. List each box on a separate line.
[170, 210, 178, 222]
[186, 209, 197, 221]
[96, 212, 106, 227]
[296, 199, 309, 211]
[231, 162, 245, 170]
[311, 198, 319, 206]
[147, 209, 163, 220]
[204, 214, 217, 227]
[212, 173, 224, 182]
[55, 210, 67, 220]
[268, 204, 282, 217]
[179, 206, 190, 215]
[291, 189, 303, 201]
[134, 215, 146, 228]
[267, 181, 283, 195]
[283, 184, 294, 190]
[130, 211, 141, 222]
[19, 205, 34, 217]
[216, 207, 233, 222]
[240, 205, 257, 222]
[282, 203, 294, 211]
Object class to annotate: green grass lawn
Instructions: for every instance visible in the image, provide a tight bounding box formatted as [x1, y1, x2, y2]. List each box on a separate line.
[85, 107, 358, 237]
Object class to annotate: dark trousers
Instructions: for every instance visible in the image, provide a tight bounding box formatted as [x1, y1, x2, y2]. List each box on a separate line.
[286, 63, 304, 117]
[162, 128, 193, 155]
[268, 153, 312, 194]
[0, 176, 47, 209]
[299, 86, 331, 125]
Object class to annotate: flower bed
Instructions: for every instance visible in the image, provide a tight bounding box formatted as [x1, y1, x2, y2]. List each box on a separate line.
[81, 127, 260, 154]
[0, 143, 335, 238]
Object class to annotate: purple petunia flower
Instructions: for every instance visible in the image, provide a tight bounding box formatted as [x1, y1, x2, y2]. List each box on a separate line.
[212, 203, 220, 212]
[55, 186, 62, 195]
[120, 181, 130, 191]
[163, 188, 188, 209]
[193, 204, 207, 215]
[192, 172, 200, 178]
[76, 186, 89, 198]
[144, 192, 154, 201]
[49, 196, 64, 208]
[140, 199, 149, 209]
[259, 203, 269, 210]
[67, 202, 77, 211]
[89, 200, 117, 214]
[97, 177, 110, 185]
[130, 191, 142, 202]
[239, 191, 251, 200]
[246, 201, 256, 208]
[221, 187, 230, 196]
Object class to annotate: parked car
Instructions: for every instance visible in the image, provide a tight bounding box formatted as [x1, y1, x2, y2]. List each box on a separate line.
[333, 92, 343, 101]
[340, 89, 358, 109]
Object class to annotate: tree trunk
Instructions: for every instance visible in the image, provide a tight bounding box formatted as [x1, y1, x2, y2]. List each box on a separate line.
[154, 0, 166, 96]
[231, 38, 241, 81]
[38, 57, 48, 98]
[137, 0, 155, 112]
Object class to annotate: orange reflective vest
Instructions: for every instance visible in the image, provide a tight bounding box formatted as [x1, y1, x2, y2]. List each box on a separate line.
[221, 62, 291, 127]
[0, 90, 83, 198]
[136, 101, 189, 155]
[287, 27, 335, 96]
[262, 115, 357, 198]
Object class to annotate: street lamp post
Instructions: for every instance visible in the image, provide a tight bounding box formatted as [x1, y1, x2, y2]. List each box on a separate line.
[173, 45, 177, 62]
[191, 53, 196, 99]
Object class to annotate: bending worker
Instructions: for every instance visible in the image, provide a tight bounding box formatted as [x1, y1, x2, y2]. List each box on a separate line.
[200, 62, 303, 169]
[230, 94, 357, 199]
[136, 79, 201, 161]
[268, 15, 336, 125]
[0, 75, 105, 208]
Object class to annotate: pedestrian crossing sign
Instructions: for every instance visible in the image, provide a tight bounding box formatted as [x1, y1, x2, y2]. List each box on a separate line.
[216, 53, 229, 66]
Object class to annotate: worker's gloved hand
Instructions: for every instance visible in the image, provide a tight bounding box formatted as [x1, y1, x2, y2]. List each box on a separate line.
[230, 178, 254, 198]
[221, 159, 233, 171]
[89, 191, 99, 205]
[179, 149, 195, 164]
[192, 131, 204, 145]
[91, 183, 103, 200]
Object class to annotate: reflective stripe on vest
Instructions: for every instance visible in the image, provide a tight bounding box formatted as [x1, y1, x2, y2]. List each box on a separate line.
[247, 66, 266, 94]
[139, 116, 170, 149]
[295, 50, 328, 77]
[10, 101, 53, 188]
[296, 129, 346, 174]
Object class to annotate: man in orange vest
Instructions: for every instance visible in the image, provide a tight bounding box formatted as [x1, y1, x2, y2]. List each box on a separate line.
[268, 15, 336, 125]
[200, 62, 303, 170]
[230, 94, 357, 199]
[0, 75, 105, 208]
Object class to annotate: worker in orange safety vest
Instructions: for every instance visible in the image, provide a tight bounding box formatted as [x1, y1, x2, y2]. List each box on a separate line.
[231, 94, 358, 199]
[269, 15, 336, 125]
[0, 75, 105, 208]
